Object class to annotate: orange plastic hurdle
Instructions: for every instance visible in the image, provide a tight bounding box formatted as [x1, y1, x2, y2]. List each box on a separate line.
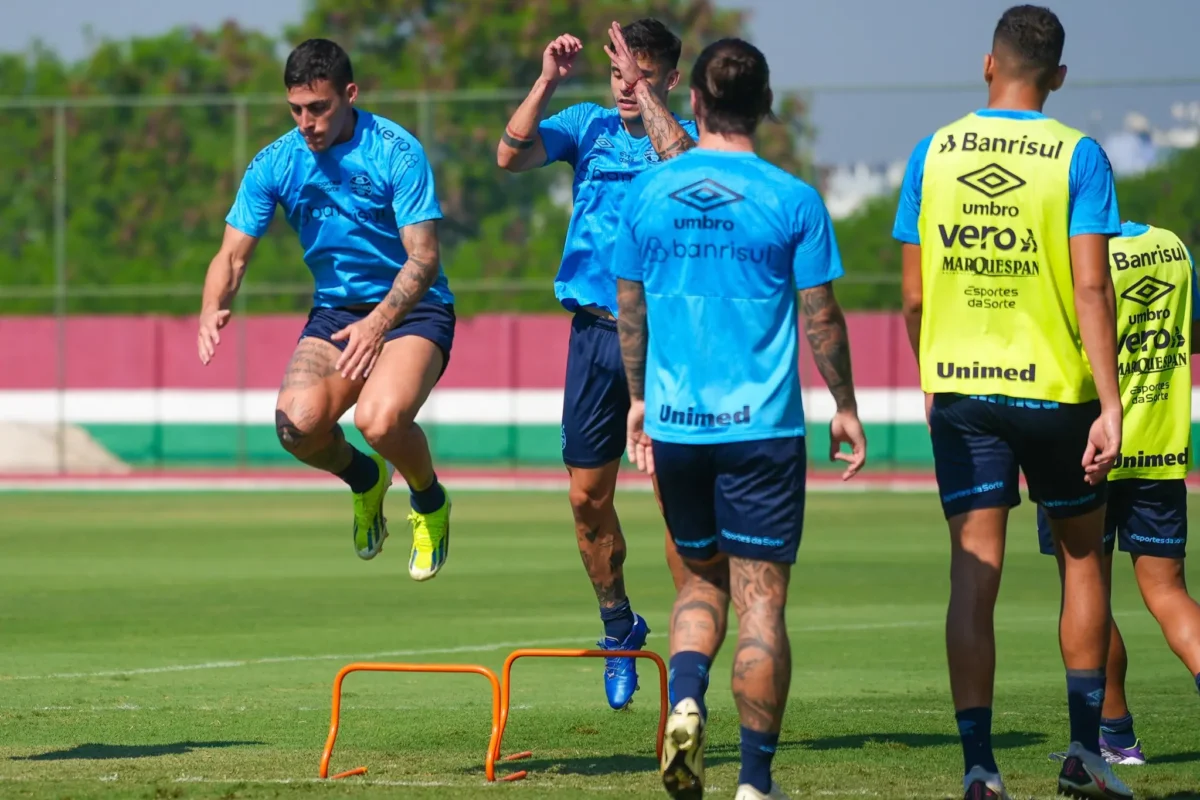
[493, 648, 669, 782]
[319, 662, 502, 782]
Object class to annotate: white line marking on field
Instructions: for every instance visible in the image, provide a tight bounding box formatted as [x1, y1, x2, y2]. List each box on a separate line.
[0, 615, 1058, 683]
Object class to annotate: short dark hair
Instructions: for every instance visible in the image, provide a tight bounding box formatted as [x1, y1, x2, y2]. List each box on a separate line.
[284, 39, 354, 92]
[622, 18, 683, 70]
[993, 5, 1065, 89]
[691, 38, 773, 137]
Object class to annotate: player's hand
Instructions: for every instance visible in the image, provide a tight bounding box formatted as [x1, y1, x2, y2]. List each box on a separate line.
[829, 409, 867, 481]
[603, 22, 643, 92]
[542, 34, 583, 84]
[924, 392, 935, 434]
[1082, 404, 1122, 485]
[331, 315, 388, 381]
[197, 307, 231, 366]
[626, 399, 655, 475]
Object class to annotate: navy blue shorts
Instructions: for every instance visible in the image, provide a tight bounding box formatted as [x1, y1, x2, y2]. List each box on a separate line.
[653, 436, 807, 564]
[1037, 478, 1188, 558]
[930, 393, 1107, 519]
[561, 311, 628, 468]
[299, 301, 456, 379]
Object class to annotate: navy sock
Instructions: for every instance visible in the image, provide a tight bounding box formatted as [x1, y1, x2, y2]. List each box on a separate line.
[408, 475, 446, 513]
[738, 727, 778, 794]
[1194, 672, 1200, 695]
[600, 599, 635, 643]
[1100, 713, 1137, 750]
[955, 707, 998, 775]
[336, 447, 380, 494]
[1066, 669, 1106, 755]
[668, 651, 711, 719]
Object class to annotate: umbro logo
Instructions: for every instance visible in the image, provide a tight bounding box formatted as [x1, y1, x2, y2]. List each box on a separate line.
[957, 163, 1026, 199]
[668, 179, 744, 212]
[594, 135, 614, 149]
[1121, 276, 1176, 307]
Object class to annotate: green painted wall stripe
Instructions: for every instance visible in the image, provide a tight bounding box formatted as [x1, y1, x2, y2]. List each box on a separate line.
[82, 423, 1200, 468]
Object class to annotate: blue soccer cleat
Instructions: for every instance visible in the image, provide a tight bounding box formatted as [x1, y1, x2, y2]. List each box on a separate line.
[597, 613, 650, 710]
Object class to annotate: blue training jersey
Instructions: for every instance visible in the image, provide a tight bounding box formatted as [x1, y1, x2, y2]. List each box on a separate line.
[539, 102, 698, 315]
[226, 109, 454, 308]
[613, 149, 845, 445]
[892, 108, 1121, 408]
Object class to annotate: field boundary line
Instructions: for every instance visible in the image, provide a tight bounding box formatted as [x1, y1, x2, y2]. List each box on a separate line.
[0, 615, 1061, 683]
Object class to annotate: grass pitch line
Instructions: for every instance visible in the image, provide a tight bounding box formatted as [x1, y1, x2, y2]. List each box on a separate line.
[0, 615, 1060, 683]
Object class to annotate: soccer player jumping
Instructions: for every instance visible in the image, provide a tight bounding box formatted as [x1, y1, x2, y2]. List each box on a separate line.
[497, 19, 698, 710]
[1035, 221, 1200, 767]
[894, 5, 1131, 799]
[198, 39, 453, 580]
[617, 38, 866, 800]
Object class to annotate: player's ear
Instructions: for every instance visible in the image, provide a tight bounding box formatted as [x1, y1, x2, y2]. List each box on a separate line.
[665, 68, 681, 92]
[982, 53, 995, 86]
[345, 82, 359, 105]
[1049, 64, 1067, 92]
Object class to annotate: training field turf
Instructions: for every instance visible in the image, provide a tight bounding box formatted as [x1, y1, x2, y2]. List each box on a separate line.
[2, 490, 1200, 799]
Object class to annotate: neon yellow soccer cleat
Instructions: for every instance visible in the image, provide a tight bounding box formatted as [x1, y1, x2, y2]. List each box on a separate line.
[407, 490, 451, 581]
[352, 454, 394, 560]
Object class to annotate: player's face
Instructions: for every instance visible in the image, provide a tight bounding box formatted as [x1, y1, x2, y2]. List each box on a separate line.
[287, 80, 358, 152]
[611, 54, 679, 122]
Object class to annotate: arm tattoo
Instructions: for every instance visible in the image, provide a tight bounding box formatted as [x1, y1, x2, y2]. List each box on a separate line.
[502, 128, 535, 150]
[616, 278, 649, 400]
[799, 283, 858, 413]
[634, 83, 696, 161]
[379, 220, 440, 327]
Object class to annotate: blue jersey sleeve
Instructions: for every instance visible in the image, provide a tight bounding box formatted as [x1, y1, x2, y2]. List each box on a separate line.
[538, 103, 596, 168]
[1189, 248, 1200, 322]
[792, 186, 846, 290]
[226, 150, 278, 238]
[1068, 138, 1121, 237]
[390, 139, 443, 228]
[892, 135, 932, 245]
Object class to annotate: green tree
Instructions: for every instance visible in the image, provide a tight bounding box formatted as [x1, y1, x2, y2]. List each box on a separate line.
[0, 0, 814, 315]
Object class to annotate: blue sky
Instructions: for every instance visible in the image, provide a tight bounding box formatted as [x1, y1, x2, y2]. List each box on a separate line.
[3, 0, 1198, 163]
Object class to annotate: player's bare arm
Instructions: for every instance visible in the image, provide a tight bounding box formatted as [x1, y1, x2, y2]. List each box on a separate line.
[617, 277, 654, 473]
[198, 224, 259, 365]
[900, 243, 923, 363]
[496, 34, 582, 172]
[1070, 233, 1122, 479]
[605, 22, 694, 161]
[800, 281, 867, 478]
[331, 219, 440, 381]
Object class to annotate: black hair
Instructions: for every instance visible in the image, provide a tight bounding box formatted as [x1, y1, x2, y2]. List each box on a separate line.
[284, 39, 354, 92]
[992, 5, 1065, 89]
[690, 38, 773, 137]
[622, 18, 683, 70]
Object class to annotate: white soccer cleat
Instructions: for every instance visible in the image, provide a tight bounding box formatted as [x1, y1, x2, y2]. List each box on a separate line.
[1057, 742, 1134, 799]
[735, 780, 791, 799]
[963, 765, 1012, 799]
[661, 698, 705, 799]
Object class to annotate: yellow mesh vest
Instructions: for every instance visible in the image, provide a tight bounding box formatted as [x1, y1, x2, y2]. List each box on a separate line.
[1109, 224, 1193, 480]
[917, 113, 1095, 403]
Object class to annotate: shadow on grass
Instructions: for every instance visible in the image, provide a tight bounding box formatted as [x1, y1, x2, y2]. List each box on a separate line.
[11, 740, 263, 761]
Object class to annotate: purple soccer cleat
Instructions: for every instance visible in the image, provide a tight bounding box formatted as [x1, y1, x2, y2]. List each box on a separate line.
[1099, 735, 1146, 766]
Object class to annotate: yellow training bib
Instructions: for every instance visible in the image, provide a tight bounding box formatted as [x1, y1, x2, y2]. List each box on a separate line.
[916, 113, 1095, 403]
[1109, 224, 1193, 480]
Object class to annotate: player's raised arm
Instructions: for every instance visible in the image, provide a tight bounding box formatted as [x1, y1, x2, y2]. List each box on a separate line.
[198, 225, 259, 365]
[604, 21, 694, 161]
[496, 34, 582, 172]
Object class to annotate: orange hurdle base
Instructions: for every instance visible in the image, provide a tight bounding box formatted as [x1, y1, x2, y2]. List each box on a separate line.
[493, 648, 669, 781]
[319, 662, 502, 782]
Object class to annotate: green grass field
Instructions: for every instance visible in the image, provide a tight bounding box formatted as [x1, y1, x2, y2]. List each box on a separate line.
[2, 490, 1199, 799]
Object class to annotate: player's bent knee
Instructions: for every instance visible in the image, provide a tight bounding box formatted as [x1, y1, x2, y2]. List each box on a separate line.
[567, 477, 615, 520]
[275, 407, 331, 458]
[353, 401, 416, 450]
